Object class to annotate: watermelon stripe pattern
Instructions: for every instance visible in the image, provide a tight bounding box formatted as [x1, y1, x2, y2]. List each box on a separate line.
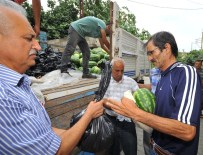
[133, 88, 156, 113]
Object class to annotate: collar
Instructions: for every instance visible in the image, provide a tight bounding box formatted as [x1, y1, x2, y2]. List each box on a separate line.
[112, 75, 124, 84]
[0, 64, 30, 86]
[161, 62, 181, 77]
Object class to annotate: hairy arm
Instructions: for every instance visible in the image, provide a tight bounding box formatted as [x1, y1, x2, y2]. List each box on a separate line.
[106, 97, 196, 141]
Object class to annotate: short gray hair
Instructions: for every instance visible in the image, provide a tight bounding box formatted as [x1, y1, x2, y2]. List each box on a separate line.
[111, 57, 125, 67]
[0, 0, 27, 16]
[0, 0, 27, 35]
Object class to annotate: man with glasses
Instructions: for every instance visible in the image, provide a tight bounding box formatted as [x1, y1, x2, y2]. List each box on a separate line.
[105, 31, 201, 155]
[60, 16, 111, 78]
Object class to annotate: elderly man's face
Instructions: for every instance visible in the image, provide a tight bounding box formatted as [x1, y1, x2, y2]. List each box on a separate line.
[112, 61, 124, 82]
[0, 8, 41, 74]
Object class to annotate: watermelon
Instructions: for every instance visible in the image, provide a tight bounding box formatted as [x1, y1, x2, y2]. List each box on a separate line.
[104, 54, 110, 60]
[90, 53, 100, 61]
[88, 61, 97, 68]
[133, 88, 155, 113]
[91, 66, 101, 74]
[70, 53, 80, 66]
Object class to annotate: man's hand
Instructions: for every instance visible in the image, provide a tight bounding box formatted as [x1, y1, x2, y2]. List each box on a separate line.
[105, 97, 138, 118]
[85, 100, 104, 119]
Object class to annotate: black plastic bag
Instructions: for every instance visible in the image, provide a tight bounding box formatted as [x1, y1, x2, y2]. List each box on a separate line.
[70, 61, 114, 153]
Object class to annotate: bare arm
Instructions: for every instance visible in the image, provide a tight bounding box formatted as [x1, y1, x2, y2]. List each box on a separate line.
[54, 100, 104, 155]
[99, 29, 111, 57]
[32, 0, 41, 37]
[105, 98, 196, 141]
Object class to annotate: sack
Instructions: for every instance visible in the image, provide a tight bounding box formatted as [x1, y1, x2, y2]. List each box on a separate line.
[70, 61, 114, 153]
[70, 112, 115, 152]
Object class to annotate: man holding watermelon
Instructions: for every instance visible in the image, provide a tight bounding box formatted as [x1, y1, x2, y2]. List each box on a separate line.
[105, 31, 201, 155]
[60, 16, 111, 79]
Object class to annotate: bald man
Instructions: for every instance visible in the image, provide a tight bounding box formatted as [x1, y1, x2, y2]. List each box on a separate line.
[0, 3, 104, 155]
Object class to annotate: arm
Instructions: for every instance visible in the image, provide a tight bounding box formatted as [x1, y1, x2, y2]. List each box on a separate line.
[32, 0, 41, 37]
[105, 98, 196, 141]
[55, 100, 104, 155]
[99, 29, 111, 57]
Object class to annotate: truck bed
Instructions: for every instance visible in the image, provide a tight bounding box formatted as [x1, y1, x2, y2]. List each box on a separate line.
[43, 78, 100, 129]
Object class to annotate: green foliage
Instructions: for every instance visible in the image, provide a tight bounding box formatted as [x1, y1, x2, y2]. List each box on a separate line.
[83, 0, 110, 23]
[118, 6, 151, 40]
[119, 6, 138, 37]
[23, 0, 150, 40]
[23, 0, 78, 40]
[22, 2, 34, 27]
[178, 49, 203, 65]
[43, 0, 79, 39]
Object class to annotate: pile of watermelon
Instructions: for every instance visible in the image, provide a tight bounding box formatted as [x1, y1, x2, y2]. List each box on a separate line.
[71, 47, 110, 74]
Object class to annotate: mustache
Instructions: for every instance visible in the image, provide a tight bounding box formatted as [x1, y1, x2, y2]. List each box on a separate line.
[29, 49, 37, 56]
[151, 59, 156, 63]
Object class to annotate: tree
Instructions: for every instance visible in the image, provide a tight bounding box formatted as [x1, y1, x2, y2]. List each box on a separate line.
[23, 0, 151, 40]
[177, 49, 203, 65]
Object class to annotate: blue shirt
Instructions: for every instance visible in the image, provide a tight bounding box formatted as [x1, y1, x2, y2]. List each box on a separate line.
[150, 68, 161, 94]
[0, 65, 61, 155]
[71, 16, 106, 38]
[152, 62, 201, 155]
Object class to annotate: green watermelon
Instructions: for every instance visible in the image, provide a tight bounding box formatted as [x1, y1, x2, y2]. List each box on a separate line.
[88, 61, 97, 68]
[70, 53, 80, 66]
[133, 88, 156, 113]
[91, 66, 101, 74]
[90, 53, 100, 61]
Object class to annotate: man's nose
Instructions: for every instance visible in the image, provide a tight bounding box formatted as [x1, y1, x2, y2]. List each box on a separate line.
[33, 39, 42, 51]
[118, 71, 123, 75]
[148, 55, 153, 61]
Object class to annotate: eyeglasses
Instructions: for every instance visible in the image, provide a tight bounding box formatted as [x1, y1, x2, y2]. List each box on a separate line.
[147, 47, 158, 56]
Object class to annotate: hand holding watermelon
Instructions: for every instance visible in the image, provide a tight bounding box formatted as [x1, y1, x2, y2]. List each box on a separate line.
[123, 89, 156, 134]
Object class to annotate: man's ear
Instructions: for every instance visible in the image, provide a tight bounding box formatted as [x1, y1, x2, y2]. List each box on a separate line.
[164, 43, 171, 52]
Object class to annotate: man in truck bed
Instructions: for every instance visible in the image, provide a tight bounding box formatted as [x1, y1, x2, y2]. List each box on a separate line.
[60, 16, 111, 78]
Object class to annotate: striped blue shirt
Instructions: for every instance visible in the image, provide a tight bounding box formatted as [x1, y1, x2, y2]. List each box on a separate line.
[0, 65, 61, 155]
